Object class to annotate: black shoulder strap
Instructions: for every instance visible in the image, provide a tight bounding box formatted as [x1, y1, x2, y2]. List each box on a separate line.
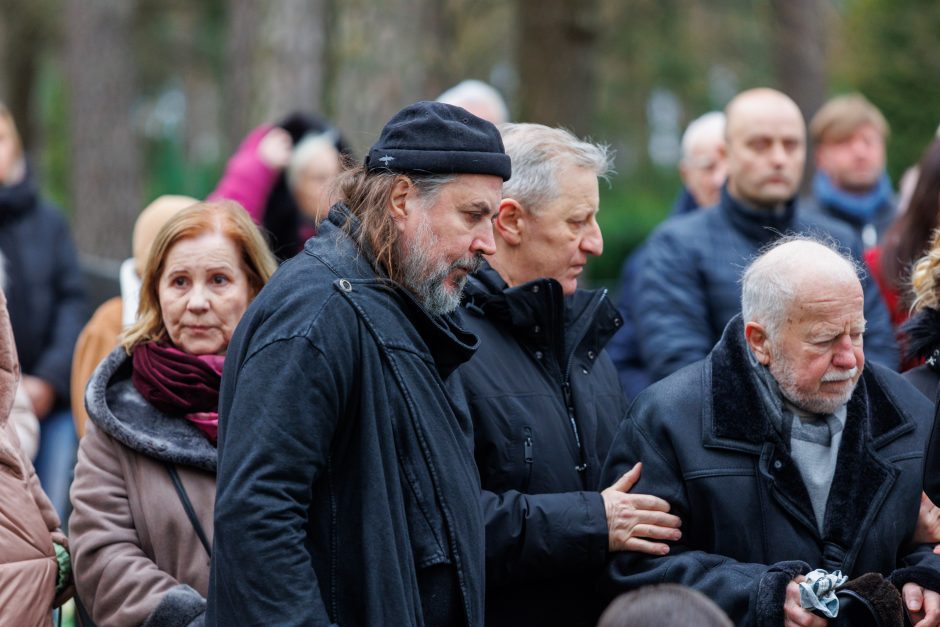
[164, 462, 212, 557]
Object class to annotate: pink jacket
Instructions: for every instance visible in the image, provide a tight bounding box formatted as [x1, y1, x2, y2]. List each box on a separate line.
[207, 125, 279, 226]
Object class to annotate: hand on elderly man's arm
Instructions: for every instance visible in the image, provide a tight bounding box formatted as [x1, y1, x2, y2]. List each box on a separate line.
[914, 492, 940, 554]
[903, 583, 940, 627]
[601, 462, 682, 554]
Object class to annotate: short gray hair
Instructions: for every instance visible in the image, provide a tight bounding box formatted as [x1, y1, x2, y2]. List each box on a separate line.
[740, 235, 862, 338]
[499, 123, 614, 215]
[287, 131, 341, 191]
[681, 111, 726, 163]
[437, 79, 510, 125]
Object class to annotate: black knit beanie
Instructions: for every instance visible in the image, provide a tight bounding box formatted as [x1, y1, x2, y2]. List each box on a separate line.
[365, 101, 511, 181]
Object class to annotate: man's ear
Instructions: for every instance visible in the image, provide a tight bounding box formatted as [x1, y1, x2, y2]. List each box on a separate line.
[494, 198, 524, 246]
[744, 321, 773, 365]
[388, 176, 414, 225]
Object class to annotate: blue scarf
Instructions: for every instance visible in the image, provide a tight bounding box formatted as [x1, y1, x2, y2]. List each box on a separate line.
[812, 171, 893, 222]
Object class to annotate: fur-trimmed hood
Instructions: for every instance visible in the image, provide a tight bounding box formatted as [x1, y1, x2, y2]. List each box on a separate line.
[85, 347, 217, 472]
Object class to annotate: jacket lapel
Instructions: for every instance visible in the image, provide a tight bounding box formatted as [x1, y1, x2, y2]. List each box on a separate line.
[819, 370, 910, 572]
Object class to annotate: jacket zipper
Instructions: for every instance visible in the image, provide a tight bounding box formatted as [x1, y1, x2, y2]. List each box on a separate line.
[523, 426, 534, 492]
[562, 290, 606, 485]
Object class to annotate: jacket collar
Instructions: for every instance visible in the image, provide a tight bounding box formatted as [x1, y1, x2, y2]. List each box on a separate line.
[719, 185, 798, 246]
[313, 206, 479, 380]
[86, 347, 218, 472]
[0, 165, 38, 219]
[705, 315, 913, 450]
[462, 262, 622, 374]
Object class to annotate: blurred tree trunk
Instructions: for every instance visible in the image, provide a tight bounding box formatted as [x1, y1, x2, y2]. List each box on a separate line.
[516, 0, 599, 135]
[769, 0, 828, 187]
[0, 0, 56, 149]
[770, 0, 827, 121]
[64, 0, 142, 259]
[330, 0, 435, 156]
[224, 0, 329, 150]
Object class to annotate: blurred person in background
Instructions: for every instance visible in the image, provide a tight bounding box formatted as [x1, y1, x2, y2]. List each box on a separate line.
[867, 138, 940, 332]
[0, 101, 86, 520]
[71, 194, 197, 438]
[69, 201, 276, 626]
[901, 227, 940, 400]
[209, 112, 351, 259]
[633, 88, 897, 382]
[597, 584, 732, 627]
[455, 123, 681, 627]
[608, 111, 727, 400]
[906, 229, 940, 542]
[807, 93, 895, 248]
[437, 79, 511, 125]
[670, 111, 728, 216]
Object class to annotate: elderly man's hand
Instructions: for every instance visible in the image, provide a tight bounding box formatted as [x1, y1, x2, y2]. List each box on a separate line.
[915, 492, 940, 551]
[784, 578, 828, 627]
[904, 583, 940, 627]
[601, 462, 682, 554]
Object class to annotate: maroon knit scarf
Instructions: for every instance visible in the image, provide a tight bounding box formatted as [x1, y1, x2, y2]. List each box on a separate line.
[131, 342, 225, 444]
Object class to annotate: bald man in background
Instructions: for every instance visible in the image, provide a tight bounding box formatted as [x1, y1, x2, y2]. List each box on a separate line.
[631, 88, 897, 383]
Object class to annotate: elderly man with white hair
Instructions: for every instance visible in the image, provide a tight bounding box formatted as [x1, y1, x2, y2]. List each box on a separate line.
[672, 110, 728, 215]
[600, 237, 940, 627]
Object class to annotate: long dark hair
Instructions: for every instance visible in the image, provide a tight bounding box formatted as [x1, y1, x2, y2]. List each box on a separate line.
[881, 138, 940, 303]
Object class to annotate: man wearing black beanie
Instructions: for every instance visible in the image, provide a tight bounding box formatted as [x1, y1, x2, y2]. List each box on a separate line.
[209, 101, 510, 627]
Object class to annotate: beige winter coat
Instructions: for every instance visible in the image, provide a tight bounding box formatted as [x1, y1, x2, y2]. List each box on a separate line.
[0, 289, 69, 626]
[70, 347, 216, 627]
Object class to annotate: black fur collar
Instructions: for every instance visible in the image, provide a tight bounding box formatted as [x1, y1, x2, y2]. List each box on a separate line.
[706, 315, 912, 449]
[86, 347, 217, 472]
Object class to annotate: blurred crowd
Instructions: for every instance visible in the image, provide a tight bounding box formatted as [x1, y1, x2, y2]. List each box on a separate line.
[2, 76, 940, 627]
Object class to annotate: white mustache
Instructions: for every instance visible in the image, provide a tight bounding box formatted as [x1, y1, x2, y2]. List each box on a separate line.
[821, 367, 858, 383]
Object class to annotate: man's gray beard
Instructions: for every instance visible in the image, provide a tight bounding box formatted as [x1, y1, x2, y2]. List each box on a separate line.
[399, 217, 482, 316]
[769, 352, 859, 415]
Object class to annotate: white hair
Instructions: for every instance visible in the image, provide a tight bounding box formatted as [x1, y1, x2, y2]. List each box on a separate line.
[740, 235, 862, 338]
[499, 123, 614, 215]
[287, 132, 341, 191]
[681, 111, 726, 162]
[437, 79, 510, 125]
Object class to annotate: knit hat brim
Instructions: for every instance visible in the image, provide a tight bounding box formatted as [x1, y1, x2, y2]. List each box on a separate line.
[366, 147, 511, 181]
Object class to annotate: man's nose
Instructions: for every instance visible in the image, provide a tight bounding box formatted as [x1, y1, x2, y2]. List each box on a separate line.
[580, 221, 603, 257]
[471, 221, 497, 256]
[769, 142, 788, 166]
[831, 334, 857, 369]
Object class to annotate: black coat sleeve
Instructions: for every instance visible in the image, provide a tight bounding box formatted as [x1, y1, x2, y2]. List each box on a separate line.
[481, 488, 609, 586]
[209, 337, 341, 626]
